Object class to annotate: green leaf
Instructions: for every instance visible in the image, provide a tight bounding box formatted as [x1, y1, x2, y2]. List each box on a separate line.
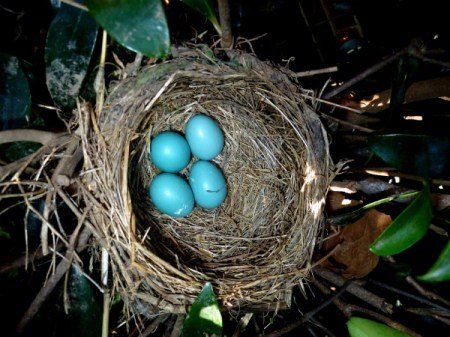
[0, 53, 31, 130]
[347, 316, 412, 337]
[370, 183, 432, 256]
[45, 3, 99, 110]
[66, 265, 102, 337]
[417, 238, 450, 282]
[181, 0, 222, 36]
[84, 0, 170, 58]
[182, 282, 223, 337]
[367, 134, 450, 178]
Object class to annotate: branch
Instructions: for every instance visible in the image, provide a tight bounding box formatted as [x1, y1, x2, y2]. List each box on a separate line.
[0, 129, 64, 145]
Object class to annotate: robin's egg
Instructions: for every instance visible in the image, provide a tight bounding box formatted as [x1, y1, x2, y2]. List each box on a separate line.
[188, 160, 227, 209]
[185, 114, 224, 160]
[150, 131, 191, 173]
[149, 173, 194, 217]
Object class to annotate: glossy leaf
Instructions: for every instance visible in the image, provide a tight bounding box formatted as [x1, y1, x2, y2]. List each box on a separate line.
[370, 183, 432, 256]
[182, 282, 223, 337]
[417, 238, 450, 282]
[84, 0, 170, 58]
[367, 134, 450, 178]
[0, 53, 31, 130]
[45, 3, 98, 110]
[181, 0, 222, 35]
[347, 316, 411, 337]
[66, 265, 102, 337]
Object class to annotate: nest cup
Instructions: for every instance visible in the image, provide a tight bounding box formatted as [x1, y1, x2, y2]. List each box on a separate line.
[82, 47, 334, 315]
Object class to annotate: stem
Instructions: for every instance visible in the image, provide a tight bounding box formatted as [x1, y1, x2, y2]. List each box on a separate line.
[328, 190, 419, 225]
[218, 0, 233, 49]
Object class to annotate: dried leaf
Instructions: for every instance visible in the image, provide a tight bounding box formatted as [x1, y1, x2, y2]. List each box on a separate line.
[323, 208, 392, 278]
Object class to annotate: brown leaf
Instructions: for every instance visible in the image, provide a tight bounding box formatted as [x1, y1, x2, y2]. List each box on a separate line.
[321, 208, 392, 278]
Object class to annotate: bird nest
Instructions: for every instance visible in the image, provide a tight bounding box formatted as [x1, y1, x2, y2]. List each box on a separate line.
[78, 47, 334, 315]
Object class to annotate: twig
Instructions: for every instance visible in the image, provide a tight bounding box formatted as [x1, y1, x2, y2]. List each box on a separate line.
[409, 49, 450, 69]
[319, 112, 376, 133]
[304, 94, 363, 114]
[39, 191, 53, 256]
[293, 66, 338, 78]
[60, 0, 88, 11]
[235, 34, 267, 55]
[232, 313, 253, 337]
[140, 314, 170, 337]
[169, 314, 186, 337]
[368, 279, 450, 313]
[405, 275, 450, 308]
[404, 307, 450, 326]
[17, 184, 70, 248]
[385, 256, 450, 308]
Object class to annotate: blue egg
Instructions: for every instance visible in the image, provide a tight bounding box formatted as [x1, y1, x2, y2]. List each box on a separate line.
[185, 114, 224, 160]
[149, 173, 194, 217]
[150, 131, 191, 173]
[189, 160, 227, 209]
